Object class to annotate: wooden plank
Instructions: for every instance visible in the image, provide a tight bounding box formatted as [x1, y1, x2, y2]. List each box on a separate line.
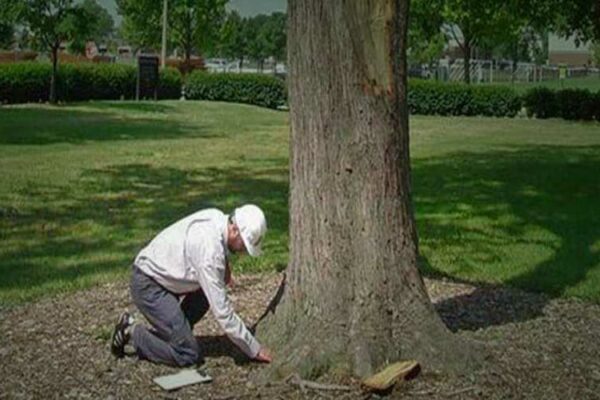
[362, 360, 420, 391]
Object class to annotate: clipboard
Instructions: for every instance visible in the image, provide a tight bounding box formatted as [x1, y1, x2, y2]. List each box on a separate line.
[153, 369, 213, 391]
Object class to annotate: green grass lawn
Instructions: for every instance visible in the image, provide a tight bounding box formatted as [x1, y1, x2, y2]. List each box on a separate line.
[1, 101, 599, 305]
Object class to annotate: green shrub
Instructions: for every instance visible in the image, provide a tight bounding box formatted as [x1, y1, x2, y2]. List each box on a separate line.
[557, 88, 596, 121]
[0, 62, 51, 103]
[158, 67, 183, 99]
[522, 87, 558, 119]
[184, 72, 286, 109]
[0, 62, 183, 103]
[407, 80, 521, 117]
[469, 85, 523, 117]
[58, 63, 136, 101]
[523, 87, 600, 121]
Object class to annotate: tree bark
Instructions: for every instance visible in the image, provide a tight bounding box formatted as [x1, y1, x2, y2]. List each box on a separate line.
[256, 0, 480, 379]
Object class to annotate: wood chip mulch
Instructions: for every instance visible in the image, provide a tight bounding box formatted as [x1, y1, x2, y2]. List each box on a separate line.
[1, 273, 599, 399]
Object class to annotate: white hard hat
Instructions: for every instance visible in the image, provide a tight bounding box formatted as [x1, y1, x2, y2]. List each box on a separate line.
[233, 204, 267, 257]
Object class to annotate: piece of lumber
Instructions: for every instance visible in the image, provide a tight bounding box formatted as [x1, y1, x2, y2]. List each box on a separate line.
[361, 360, 420, 391]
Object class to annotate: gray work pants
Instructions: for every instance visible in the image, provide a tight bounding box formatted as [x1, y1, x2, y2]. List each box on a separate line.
[130, 265, 209, 367]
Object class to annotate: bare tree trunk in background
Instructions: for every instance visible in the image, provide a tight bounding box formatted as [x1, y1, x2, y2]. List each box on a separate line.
[184, 10, 192, 64]
[257, 0, 481, 379]
[463, 37, 472, 84]
[49, 43, 59, 104]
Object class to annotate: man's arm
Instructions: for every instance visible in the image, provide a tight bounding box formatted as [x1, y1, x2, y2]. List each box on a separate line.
[186, 224, 267, 360]
[224, 260, 233, 287]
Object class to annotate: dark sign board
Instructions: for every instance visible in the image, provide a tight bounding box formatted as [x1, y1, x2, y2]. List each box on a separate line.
[137, 55, 159, 100]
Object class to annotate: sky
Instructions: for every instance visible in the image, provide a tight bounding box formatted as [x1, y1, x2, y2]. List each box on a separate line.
[97, 0, 287, 25]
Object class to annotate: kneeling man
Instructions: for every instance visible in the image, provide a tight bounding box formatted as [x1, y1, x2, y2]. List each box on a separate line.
[111, 204, 272, 366]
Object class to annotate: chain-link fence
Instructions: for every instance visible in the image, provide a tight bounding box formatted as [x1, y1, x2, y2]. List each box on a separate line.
[424, 59, 600, 87]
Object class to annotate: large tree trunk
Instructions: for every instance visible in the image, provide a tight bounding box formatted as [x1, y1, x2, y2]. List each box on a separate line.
[257, 0, 480, 379]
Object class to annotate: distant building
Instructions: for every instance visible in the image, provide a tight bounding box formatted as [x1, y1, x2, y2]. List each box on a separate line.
[86, 41, 99, 58]
[117, 46, 132, 58]
[548, 34, 593, 66]
[439, 28, 595, 67]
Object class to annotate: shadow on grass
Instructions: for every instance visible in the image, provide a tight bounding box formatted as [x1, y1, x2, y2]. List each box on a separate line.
[0, 161, 289, 303]
[2, 139, 598, 335]
[0, 105, 220, 145]
[81, 102, 175, 114]
[414, 145, 600, 328]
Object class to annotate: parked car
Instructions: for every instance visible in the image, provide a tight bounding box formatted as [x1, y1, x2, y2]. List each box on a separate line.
[408, 64, 431, 79]
[204, 58, 228, 72]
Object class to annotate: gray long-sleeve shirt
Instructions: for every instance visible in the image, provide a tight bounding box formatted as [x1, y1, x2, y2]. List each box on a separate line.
[134, 209, 261, 358]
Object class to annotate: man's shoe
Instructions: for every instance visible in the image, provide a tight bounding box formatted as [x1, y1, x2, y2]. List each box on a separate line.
[111, 312, 132, 358]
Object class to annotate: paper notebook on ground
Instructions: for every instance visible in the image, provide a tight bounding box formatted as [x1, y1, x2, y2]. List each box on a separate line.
[153, 369, 213, 391]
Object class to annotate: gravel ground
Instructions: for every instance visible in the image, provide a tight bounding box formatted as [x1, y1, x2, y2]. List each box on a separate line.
[1, 273, 599, 400]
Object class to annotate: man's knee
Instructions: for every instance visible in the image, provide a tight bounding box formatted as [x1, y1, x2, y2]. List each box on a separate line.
[173, 335, 200, 367]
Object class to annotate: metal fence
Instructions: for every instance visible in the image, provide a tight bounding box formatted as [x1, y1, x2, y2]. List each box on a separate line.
[426, 59, 600, 85]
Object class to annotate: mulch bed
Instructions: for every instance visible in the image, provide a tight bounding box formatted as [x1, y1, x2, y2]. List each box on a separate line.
[1, 273, 599, 399]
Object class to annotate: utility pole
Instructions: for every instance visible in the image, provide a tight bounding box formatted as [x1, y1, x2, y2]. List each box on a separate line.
[161, 0, 168, 68]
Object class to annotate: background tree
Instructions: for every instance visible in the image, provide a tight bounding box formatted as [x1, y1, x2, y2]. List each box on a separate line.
[81, 0, 115, 43]
[244, 14, 270, 71]
[217, 10, 247, 67]
[553, 0, 600, 43]
[262, 12, 286, 64]
[439, 0, 512, 83]
[118, 0, 226, 64]
[12, 0, 92, 103]
[495, 0, 559, 76]
[485, 25, 546, 81]
[170, 0, 227, 64]
[408, 0, 446, 68]
[256, 0, 478, 378]
[0, 0, 19, 49]
[68, 0, 114, 56]
[0, 23, 14, 50]
[117, 0, 163, 51]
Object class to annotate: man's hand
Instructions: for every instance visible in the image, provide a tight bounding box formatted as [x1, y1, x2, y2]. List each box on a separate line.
[254, 347, 273, 363]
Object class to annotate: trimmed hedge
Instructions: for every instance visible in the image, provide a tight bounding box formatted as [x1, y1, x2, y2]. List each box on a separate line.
[523, 87, 600, 121]
[3, 63, 598, 122]
[0, 62, 182, 104]
[0, 62, 50, 103]
[157, 67, 183, 100]
[522, 87, 558, 119]
[408, 80, 522, 117]
[58, 63, 136, 101]
[557, 88, 598, 121]
[184, 72, 286, 109]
